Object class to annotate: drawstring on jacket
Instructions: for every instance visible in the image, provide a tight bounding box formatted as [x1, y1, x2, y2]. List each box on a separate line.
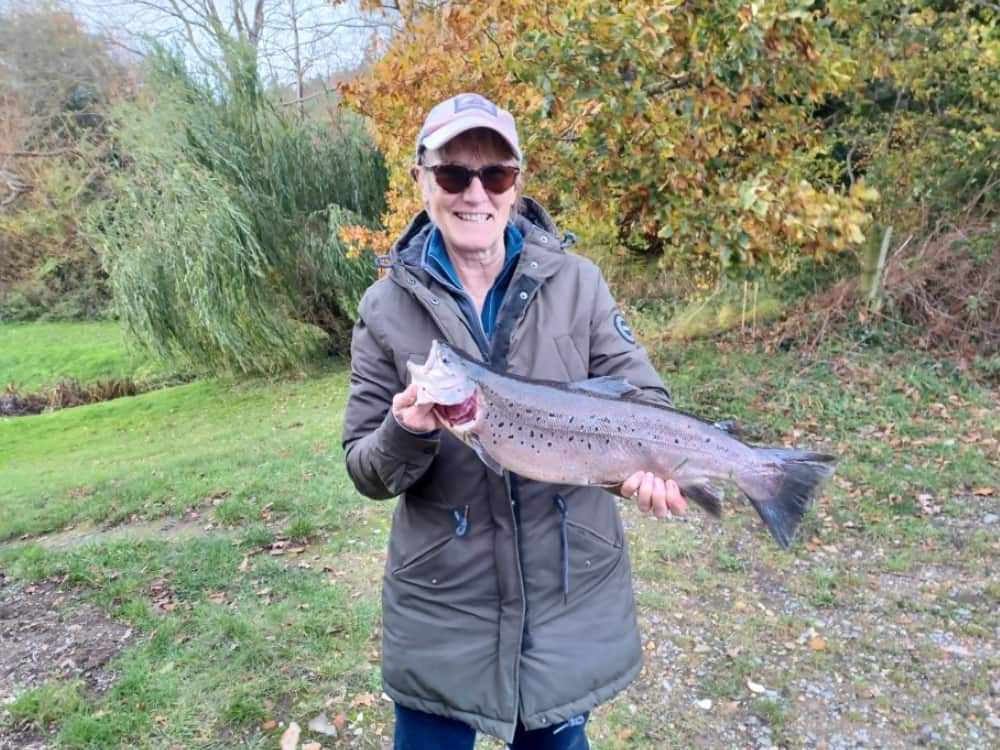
[452, 505, 469, 537]
[553, 494, 569, 602]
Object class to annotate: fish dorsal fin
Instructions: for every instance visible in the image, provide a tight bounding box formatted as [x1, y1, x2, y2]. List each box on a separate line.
[468, 434, 504, 475]
[566, 376, 640, 399]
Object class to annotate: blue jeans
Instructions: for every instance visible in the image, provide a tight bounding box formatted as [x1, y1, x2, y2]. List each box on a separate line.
[394, 704, 590, 750]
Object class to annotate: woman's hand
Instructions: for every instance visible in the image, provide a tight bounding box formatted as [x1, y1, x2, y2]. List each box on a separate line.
[620, 472, 687, 518]
[392, 383, 442, 434]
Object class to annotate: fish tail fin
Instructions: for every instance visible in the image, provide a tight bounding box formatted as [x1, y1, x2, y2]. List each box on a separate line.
[743, 449, 838, 548]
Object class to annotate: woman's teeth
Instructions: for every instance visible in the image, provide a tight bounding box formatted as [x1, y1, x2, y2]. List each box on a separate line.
[455, 213, 491, 222]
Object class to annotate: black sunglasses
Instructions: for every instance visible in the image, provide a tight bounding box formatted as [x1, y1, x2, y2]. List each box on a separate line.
[422, 163, 520, 194]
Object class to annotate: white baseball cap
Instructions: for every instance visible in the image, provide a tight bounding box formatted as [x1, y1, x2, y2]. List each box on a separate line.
[416, 93, 522, 162]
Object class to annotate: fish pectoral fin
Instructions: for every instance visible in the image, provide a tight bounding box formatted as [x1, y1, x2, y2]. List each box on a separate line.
[566, 376, 640, 399]
[468, 435, 504, 475]
[677, 481, 724, 517]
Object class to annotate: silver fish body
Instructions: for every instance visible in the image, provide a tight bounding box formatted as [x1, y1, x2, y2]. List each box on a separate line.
[408, 341, 837, 547]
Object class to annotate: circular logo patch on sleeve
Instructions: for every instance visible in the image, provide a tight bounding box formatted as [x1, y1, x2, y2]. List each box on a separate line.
[613, 313, 636, 344]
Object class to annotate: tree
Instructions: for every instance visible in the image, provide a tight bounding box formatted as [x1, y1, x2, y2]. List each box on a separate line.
[79, 1, 379, 90]
[340, 0, 878, 287]
[0, 1, 130, 319]
[97, 41, 388, 374]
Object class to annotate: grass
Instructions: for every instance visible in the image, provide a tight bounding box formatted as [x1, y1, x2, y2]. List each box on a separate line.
[0, 371, 355, 541]
[0, 321, 168, 391]
[0, 322, 997, 748]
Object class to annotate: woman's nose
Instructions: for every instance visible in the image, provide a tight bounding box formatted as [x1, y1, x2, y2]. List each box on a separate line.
[462, 174, 489, 201]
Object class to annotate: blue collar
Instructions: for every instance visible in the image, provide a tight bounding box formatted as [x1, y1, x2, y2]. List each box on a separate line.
[423, 224, 524, 337]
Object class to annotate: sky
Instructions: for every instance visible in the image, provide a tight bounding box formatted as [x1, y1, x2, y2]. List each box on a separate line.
[67, 0, 385, 86]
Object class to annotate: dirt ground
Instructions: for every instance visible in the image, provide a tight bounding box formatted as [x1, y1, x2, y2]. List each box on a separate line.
[0, 575, 134, 750]
[1, 492, 998, 750]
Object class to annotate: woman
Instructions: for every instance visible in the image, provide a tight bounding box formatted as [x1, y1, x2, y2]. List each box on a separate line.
[342, 93, 686, 750]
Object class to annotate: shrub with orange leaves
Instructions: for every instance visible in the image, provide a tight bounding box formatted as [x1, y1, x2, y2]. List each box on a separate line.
[339, 0, 878, 286]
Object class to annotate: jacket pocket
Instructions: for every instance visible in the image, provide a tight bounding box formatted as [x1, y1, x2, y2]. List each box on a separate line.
[391, 534, 455, 579]
[564, 517, 624, 592]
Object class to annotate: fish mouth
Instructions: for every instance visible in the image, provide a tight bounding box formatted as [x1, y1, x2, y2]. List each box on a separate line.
[434, 389, 478, 428]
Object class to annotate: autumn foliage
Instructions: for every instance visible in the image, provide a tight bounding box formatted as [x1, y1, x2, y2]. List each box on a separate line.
[340, 0, 879, 284]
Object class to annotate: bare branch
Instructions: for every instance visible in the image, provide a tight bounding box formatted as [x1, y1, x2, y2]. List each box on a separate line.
[643, 73, 695, 97]
[0, 167, 33, 207]
[0, 148, 80, 158]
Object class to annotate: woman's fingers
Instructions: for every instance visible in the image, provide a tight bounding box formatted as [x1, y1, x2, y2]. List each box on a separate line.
[622, 472, 688, 518]
[665, 479, 687, 515]
[392, 384, 439, 432]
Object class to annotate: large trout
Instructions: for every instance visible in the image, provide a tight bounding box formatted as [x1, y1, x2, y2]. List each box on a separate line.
[407, 340, 837, 548]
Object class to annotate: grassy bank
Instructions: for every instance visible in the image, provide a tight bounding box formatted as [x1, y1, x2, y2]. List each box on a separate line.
[0, 321, 166, 391]
[1, 325, 997, 749]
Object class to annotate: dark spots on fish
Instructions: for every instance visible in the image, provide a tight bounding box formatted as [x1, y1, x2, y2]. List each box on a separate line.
[547, 441, 552, 448]
[497, 422, 505, 428]
[508, 434, 515, 440]
[529, 430, 534, 438]
[568, 416, 574, 424]
[587, 441, 592, 450]
[548, 412, 556, 418]
[568, 436, 574, 442]
[705, 437, 711, 443]
[674, 438, 680, 444]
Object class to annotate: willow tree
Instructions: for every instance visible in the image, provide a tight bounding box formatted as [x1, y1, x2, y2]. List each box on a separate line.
[98, 41, 387, 374]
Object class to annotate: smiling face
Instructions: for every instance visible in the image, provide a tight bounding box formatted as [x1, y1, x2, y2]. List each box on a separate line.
[417, 128, 520, 259]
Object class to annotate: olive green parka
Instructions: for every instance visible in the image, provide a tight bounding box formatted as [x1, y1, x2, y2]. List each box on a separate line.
[341, 199, 671, 742]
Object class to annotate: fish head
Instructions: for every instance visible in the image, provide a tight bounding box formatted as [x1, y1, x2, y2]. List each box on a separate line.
[407, 340, 474, 406]
[407, 341, 479, 429]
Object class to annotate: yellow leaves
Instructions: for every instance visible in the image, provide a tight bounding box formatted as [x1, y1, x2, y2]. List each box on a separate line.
[340, 0, 872, 285]
[338, 225, 389, 259]
[849, 180, 880, 204]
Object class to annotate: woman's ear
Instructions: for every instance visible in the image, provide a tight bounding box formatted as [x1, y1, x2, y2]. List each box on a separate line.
[410, 165, 420, 182]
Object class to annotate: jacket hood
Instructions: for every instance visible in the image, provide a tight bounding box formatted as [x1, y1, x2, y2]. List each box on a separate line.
[389, 197, 562, 268]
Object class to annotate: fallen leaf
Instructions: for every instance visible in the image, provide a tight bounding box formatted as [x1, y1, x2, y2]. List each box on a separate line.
[303, 744, 321, 750]
[333, 713, 347, 732]
[238, 556, 251, 572]
[350, 692, 376, 708]
[973, 487, 995, 496]
[809, 637, 827, 651]
[280, 722, 301, 750]
[261, 720, 277, 731]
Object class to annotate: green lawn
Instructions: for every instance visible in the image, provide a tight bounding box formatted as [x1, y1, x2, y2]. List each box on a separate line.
[0, 321, 167, 391]
[1, 323, 997, 749]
